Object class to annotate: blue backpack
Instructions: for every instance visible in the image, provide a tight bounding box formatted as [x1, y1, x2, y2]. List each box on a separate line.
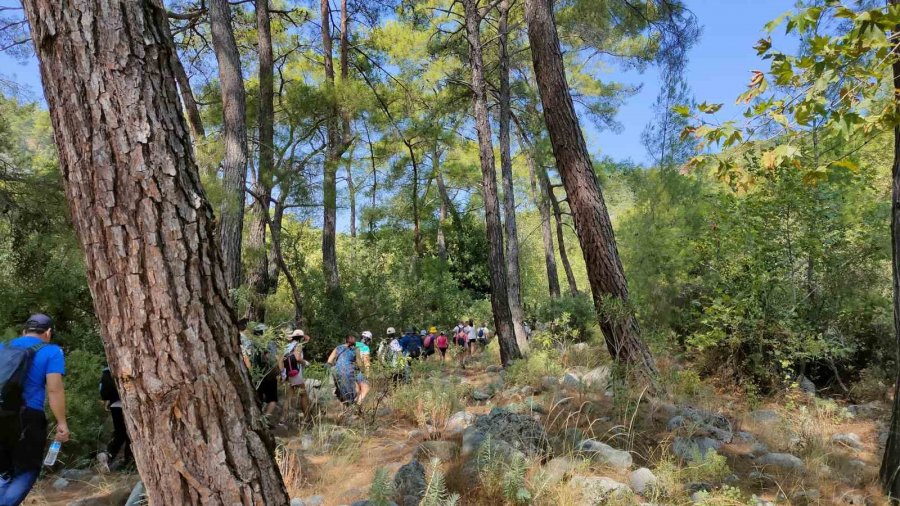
[0, 343, 46, 415]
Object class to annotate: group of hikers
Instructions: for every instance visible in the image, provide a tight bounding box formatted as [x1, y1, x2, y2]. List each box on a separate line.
[0, 312, 496, 505]
[238, 319, 494, 424]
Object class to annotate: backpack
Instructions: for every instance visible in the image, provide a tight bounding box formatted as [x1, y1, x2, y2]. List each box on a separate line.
[455, 331, 467, 346]
[283, 353, 300, 378]
[423, 334, 433, 348]
[99, 368, 119, 402]
[477, 328, 485, 338]
[0, 343, 46, 415]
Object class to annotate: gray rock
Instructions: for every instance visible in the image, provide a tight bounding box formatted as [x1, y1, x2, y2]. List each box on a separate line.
[667, 415, 686, 432]
[735, 431, 756, 443]
[52, 477, 70, 490]
[304, 495, 325, 506]
[848, 402, 885, 419]
[756, 452, 805, 473]
[684, 482, 712, 494]
[749, 409, 781, 424]
[467, 407, 550, 458]
[376, 406, 394, 417]
[524, 397, 547, 414]
[747, 471, 774, 483]
[487, 364, 503, 373]
[393, 460, 426, 506]
[461, 426, 487, 457]
[841, 492, 870, 505]
[749, 441, 769, 458]
[571, 343, 590, 353]
[414, 441, 459, 462]
[407, 429, 426, 441]
[577, 439, 633, 470]
[519, 385, 536, 397]
[561, 372, 581, 388]
[798, 375, 816, 395]
[446, 410, 476, 435]
[792, 489, 821, 505]
[88, 475, 103, 486]
[541, 376, 559, 390]
[629, 467, 657, 494]
[291, 499, 305, 506]
[832, 432, 863, 450]
[66, 485, 133, 506]
[672, 436, 721, 461]
[543, 456, 578, 486]
[300, 433, 315, 451]
[59, 468, 94, 481]
[472, 389, 493, 401]
[570, 476, 629, 506]
[582, 366, 611, 389]
[672, 406, 733, 443]
[125, 481, 145, 506]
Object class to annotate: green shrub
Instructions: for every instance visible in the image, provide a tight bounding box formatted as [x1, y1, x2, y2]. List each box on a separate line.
[505, 350, 563, 387]
[391, 379, 471, 431]
[62, 348, 106, 464]
[533, 294, 596, 343]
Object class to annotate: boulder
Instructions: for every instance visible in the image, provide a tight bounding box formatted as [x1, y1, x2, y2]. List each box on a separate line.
[581, 366, 611, 389]
[519, 385, 536, 397]
[446, 411, 476, 435]
[841, 493, 870, 505]
[561, 372, 581, 388]
[291, 500, 305, 506]
[543, 456, 578, 486]
[414, 441, 459, 462]
[832, 433, 864, 450]
[52, 478, 70, 490]
[304, 496, 325, 506]
[672, 436, 721, 461]
[792, 489, 821, 505]
[467, 407, 550, 458]
[125, 481, 145, 506]
[524, 397, 547, 414]
[629, 467, 657, 494]
[674, 407, 733, 443]
[393, 460, 426, 506]
[577, 439, 633, 470]
[59, 468, 94, 481]
[848, 402, 885, 419]
[472, 389, 493, 401]
[541, 376, 559, 391]
[797, 375, 816, 395]
[570, 476, 629, 506]
[486, 364, 503, 373]
[756, 452, 805, 473]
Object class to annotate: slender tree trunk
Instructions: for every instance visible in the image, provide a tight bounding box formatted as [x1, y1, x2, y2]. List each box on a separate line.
[171, 49, 205, 139]
[547, 176, 579, 295]
[463, 0, 521, 366]
[412, 149, 423, 257]
[498, 0, 528, 351]
[880, 7, 900, 498]
[524, 0, 656, 376]
[246, 0, 275, 322]
[434, 146, 448, 260]
[209, 0, 249, 291]
[321, 0, 341, 290]
[268, 194, 287, 291]
[518, 129, 561, 298]
[19, 1, 288, 503]
[346, 156, 357, 239]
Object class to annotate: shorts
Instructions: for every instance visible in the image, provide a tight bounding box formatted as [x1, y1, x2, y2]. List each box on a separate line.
[0, 408, 47, 473]
[356, 372, 368, 384]
[424, 347, 435, 357]
[288, 373, 305, 388]
[438, 347, 448, 357]
[257, 377, 278, 404]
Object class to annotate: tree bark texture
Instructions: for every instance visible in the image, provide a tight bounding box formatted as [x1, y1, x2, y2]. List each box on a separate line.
[170, 49, 205, 139]
[209, 0, 249, 291]
[346, 156, 357, 239]
[19, 1, 289, 504]
[524, 0, 656, 376]
[498, 0, 528, 351]
[321, 0, 341, 291]
[434, 147, 448, 261]
[246, 0, 276, 322]
[463, 0, 521, 366]
[880, 6, 900, 498]
[518, 129, 561, 298]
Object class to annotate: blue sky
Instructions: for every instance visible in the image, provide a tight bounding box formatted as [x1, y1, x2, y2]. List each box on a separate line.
[1, 0, 796, 165]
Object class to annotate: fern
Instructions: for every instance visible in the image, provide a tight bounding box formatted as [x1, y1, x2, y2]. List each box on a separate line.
[421, 458, 452, 506]
[368, 467, 395, 506]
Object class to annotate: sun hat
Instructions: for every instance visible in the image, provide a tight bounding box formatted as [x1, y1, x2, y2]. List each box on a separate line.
[387, 327, 396, 335]
[429, 326, 437, 333]
[290, 329, 305, 339]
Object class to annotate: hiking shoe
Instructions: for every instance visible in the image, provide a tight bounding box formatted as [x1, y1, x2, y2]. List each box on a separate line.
[97, 452, 110, 474]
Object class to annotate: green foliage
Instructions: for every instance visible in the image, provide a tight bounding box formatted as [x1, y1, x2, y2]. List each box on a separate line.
[476, 436, 533, 505]
[367, 467, 396, 506]
[61, 349, 106, 463]
[421, 458, 460, 506]
[505, 350, 564, 388]
[682, 449, 731, 484]
[390, 377, 471, 431]
[532, 293, 596, 343]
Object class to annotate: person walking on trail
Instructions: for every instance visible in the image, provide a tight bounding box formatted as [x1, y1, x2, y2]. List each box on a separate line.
[400, 328, 422, 359]
[327, 334, 360, 405]
[383, 328, 407, 383]
[423, 327, 438, 360]
[476, 323, 490, 350]
[97, 365, 131, 473]
[282, 330, 310, 422]
[435, 331, 449, 362]
[0, 314, 68, 506]
[355, 331, 372, 404]
[464, 320, 478, 356]
[251, 324, 280, 421]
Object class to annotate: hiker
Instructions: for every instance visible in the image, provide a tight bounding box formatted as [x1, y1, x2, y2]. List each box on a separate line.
[399, 328, 422, 359]
[464, 320, 478, 356]
[476, 323, 490, 349]
[251, 324, 280, 419]
[327, 334, 359, 405]
[383, 328, 407, 383]
[435, 331, 449, 362]
[355, 331, 372, 403]
[422, 327, 437, 360]
[523, 321, 532, 341]
[283, 330, 310, 422]
[0, 314, 68, 505]
[97, 365, 131, 473]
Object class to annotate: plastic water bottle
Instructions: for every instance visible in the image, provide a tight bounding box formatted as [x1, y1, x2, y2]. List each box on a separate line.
[43, 441, 61, 466]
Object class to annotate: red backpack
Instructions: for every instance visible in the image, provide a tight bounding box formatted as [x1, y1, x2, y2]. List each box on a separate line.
[424, 334, 434, 348]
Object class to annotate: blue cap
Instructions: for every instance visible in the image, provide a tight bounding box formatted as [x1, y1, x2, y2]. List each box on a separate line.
[24, 313, 53, 332]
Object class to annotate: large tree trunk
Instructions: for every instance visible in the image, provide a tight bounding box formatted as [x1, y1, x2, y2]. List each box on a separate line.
[547, 175, 579, 295]
[524, 0, 656, 377]
[170, 49, 205, 139]
[498, 0, 528, 351]
[209, 0, 249, 291]
[19, 0, 289, 503]
[463, 0, 521, 366]
[321, 0, 341, 291]
[246, 0, 276, 322]
[518, 129, 561, 298]
[880, 7, 900, 498]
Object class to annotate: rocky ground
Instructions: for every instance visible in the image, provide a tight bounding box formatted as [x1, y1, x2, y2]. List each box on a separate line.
[29, 345, 893, 505]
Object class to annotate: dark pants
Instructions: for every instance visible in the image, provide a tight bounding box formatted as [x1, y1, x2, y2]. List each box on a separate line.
[107, 407, 131, 462]
[0, 408, 46, 506]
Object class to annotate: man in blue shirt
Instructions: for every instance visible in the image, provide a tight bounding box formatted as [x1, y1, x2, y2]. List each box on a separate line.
[0, 314, 68, 506]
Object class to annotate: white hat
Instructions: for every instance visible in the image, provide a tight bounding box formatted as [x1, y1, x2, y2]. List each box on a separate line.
[386, 327, 396, 335]
[361, 330, 373, 340]
[290, 329, 305, 338]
